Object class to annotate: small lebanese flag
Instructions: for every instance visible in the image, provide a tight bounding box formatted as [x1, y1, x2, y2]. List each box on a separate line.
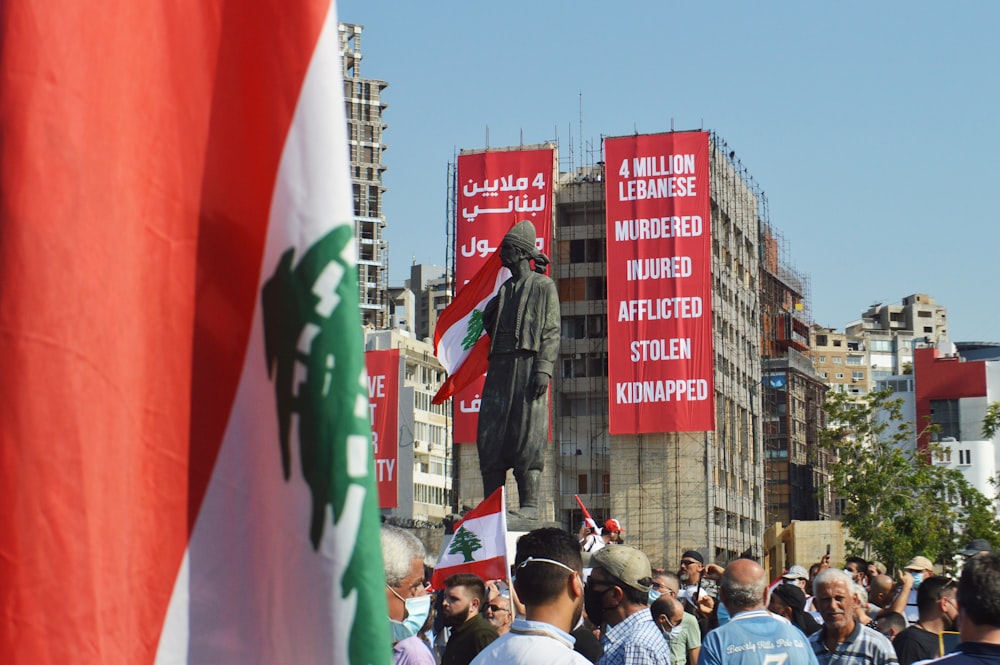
[575, 495, 601, 535]
[431, 251, 508, 404]
[431, 487, 508, 589]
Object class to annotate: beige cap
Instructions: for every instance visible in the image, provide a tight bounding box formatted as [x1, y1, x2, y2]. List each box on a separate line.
[590, 545, 652, 593]
[905, 556, 934, 572]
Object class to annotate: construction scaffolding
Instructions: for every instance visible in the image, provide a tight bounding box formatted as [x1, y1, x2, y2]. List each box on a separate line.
[756, 190, 832, 527]
[340, 23, 390, 329]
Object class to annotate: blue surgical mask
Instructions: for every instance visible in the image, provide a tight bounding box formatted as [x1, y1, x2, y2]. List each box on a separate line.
[388, 589, 432, 642]
[911, 572, 924, 589]
[648, 588, 662, 604]
[658, 623, 676, 641]
[716, 600, 731, 627]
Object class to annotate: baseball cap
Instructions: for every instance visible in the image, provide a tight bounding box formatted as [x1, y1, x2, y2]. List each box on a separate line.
[604, 518, 624, 532]
[782, 565, 808, 581]
[960, 539, 992, 556]
[904, 556, 934, 572]
[591, 545, 651, 593]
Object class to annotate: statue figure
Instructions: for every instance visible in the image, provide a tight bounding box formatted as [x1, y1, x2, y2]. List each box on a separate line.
[477, 220, 560, 518]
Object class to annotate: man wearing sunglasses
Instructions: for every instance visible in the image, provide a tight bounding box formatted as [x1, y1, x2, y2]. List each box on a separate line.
[676, 551, 718, 609]
[485, 596, 513, 637]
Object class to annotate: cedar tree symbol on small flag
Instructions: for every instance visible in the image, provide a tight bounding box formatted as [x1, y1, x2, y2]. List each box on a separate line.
[431, 487, 509, 589]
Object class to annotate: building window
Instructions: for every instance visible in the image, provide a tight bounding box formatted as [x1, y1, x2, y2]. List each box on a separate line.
[578, 474, 588, 494]
[815, 335, 828, 346]
[852, 371, 865, 380]
[930, 399, 961, 440]
[818, 355, 827, 363]
[821, 372, 828, 378]
[847, 356, 863, 365]
[833, 357, 843, 364]
[835, 373, 844, 379]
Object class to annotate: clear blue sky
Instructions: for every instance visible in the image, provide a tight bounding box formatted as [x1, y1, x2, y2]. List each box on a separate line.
[338, 1, 999, 342]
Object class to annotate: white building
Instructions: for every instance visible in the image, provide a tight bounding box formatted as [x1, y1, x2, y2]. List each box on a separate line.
[365, 329, 452, 522]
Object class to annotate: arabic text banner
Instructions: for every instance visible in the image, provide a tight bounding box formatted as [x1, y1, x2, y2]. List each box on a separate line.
[453, 148, 554, 443]
[604, 132, 715, 434]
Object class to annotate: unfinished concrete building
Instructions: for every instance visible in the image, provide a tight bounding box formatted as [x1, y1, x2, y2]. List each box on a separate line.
[759, 226, 831, 526]
[340, 23, 389, 328]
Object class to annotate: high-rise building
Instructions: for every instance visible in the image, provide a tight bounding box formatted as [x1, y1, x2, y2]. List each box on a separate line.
[407, 263, 452, 343]
[759, 226, 831, 525]
[340, 23, 389, 328]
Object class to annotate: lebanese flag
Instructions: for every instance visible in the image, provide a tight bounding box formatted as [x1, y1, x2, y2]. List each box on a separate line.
[431, 488, 509, 589]
[431, 251, 508, 404]
[0, 2, 389, 664]
[575, 495, 601, 535]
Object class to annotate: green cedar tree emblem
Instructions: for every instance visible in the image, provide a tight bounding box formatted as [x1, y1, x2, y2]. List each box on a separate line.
[448, 526, 484, 562]
[261, 225, 371, 550]
[462, 309, 484, 351]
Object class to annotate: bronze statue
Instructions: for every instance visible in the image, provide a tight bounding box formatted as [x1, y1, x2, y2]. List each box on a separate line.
[477, 220, 560, 518]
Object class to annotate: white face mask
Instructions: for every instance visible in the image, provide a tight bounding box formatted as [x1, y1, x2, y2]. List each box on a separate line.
[648, 588, 662, 604]
[388, 588, 432, 642]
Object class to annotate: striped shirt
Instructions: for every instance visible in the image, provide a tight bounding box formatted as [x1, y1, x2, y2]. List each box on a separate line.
[809, 621, 898, 665]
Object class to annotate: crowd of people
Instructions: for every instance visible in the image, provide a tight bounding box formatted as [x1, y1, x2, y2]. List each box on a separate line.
[382, 522, 1000, 665]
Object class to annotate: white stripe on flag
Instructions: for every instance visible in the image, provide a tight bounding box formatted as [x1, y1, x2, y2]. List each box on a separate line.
[156, 8, 360, 663]
[435, 512, 506, 568]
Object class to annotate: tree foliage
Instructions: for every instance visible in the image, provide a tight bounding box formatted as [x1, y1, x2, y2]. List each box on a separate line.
[983, 402, 1000, 440]
[821, 388, 1000, 571]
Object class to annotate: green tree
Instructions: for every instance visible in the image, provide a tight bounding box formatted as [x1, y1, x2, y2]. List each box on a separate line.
[983, 402, 1000, 439]
[821, 388, 1000, 571]
[448, 526, 483, 562]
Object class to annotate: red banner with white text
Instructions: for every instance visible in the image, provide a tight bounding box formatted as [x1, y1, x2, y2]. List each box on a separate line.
[453, 148, 555, 442]
[604, 132, 715, 434]
[366, 349, 400, 508]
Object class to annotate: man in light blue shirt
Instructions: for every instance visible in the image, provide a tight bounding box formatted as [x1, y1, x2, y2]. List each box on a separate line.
[698, 559, 818, 665]
[470, 528, 592, 665]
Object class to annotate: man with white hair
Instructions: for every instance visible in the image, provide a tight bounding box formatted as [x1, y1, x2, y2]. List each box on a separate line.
[382, 525, 435, 665]
[809, 568, 898, 665]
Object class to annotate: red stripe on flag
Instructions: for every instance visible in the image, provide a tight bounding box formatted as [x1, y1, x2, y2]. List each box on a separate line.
[432, 338, 489, 404]
[431, 556, 509, 591]
[0, 0, 328, 661]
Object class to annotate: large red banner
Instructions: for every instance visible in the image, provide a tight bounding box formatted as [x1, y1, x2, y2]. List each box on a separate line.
[453, 148, 554, 442]
[604, 132, 715, 434]
[366, 348, 400, 508]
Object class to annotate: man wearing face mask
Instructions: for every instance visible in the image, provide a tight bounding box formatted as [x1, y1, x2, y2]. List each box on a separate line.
[651, 595, 699, 665]
[470, 527, 592, 665]
[382, 526, 435, 665]
[650, 571, 701, 665]
[901, 556, 935, 623]
[586, 545, 668, 665]
[890, 577, 958, 665]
